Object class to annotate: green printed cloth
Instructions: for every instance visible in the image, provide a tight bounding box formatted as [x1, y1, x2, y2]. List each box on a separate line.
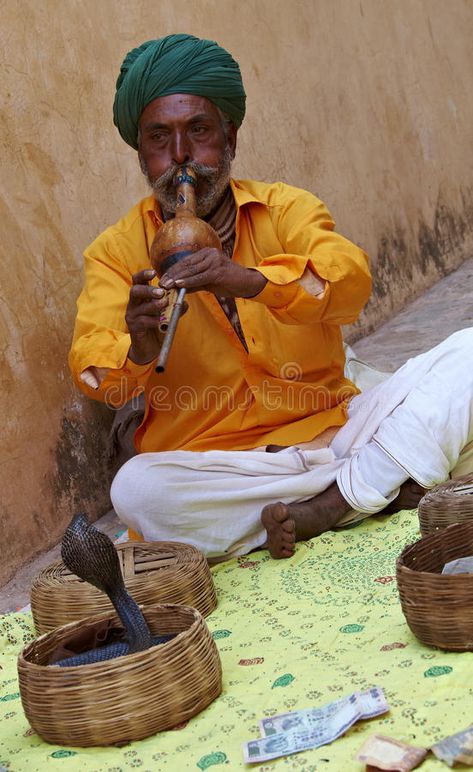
[1, 509, 472, 771]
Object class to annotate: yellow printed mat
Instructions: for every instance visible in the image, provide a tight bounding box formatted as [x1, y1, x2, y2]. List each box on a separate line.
[1, 510, 472, 771]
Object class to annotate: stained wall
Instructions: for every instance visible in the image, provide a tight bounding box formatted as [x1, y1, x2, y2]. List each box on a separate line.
[1, 0, 472, 584]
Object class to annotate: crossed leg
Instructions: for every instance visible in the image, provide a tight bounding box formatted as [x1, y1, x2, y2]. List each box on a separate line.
[261, 478, 426, 559]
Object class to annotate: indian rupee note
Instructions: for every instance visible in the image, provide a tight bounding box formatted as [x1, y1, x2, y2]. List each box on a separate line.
[356, 734, 427, 771]
[355, 687, 390, 719]
[431, 725, 473, 767]
[245, 696, 362, 763]
[259, 686, 388, 737]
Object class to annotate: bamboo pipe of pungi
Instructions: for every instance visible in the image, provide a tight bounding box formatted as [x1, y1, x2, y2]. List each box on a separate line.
[150, 166, 221, 373]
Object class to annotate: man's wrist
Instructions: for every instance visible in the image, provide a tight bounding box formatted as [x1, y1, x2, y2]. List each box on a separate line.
[127, 345, 158, 366]
[240, 268, 268, 298]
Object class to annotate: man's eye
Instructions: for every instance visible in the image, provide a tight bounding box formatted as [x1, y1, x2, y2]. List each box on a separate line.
[191, 125, 208, 135]
[152, 132, 167, 143]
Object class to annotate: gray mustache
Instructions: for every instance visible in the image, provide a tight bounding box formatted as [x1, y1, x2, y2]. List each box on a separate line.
[155, 162, 220, 190]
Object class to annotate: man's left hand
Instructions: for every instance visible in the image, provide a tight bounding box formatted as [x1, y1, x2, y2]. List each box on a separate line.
[159, 248, 267, 298]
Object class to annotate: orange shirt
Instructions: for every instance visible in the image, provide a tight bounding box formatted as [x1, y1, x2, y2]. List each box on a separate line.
[69, 179, 371, 452]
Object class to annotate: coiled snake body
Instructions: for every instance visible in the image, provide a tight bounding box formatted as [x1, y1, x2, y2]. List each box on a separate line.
[54, 513, 173, 667]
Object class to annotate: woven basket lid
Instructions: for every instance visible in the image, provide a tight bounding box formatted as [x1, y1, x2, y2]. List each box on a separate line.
[31, 541, 217, 635]
[418, 473, 473, 536]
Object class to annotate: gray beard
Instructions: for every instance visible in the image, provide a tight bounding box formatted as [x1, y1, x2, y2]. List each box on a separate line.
[141, 145, 233, 218]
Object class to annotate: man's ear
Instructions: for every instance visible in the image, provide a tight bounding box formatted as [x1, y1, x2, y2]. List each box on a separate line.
[138, 150, 147, 175]
[228, 124, 238, 159]
[137, 127, 146, 172]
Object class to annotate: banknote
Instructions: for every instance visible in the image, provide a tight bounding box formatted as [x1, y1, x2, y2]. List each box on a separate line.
[431, 724, 473, 766]
[442, 556, 473, 575]
[259, 686, 388, 737]
[245, 702, 360, 763]
[244, 687, 389, 763]
[355, 687, 390, 719]
[356, 734, 427, 771]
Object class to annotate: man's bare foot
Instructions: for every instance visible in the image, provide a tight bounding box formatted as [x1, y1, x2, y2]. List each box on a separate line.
[260, 502, 296, 558]
[381, 478, 426, 514]
[261, 477, 427, 559]
[261, 482, 350, 559]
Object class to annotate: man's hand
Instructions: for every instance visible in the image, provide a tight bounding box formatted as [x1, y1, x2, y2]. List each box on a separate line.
[126, 269, 169, 365]
[159, 248, 267, 298]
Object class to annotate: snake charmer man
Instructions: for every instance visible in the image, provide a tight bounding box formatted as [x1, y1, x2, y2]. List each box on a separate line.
[69, 34, 473, 560]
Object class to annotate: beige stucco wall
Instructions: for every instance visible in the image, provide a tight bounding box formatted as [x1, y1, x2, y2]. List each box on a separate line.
[1, 0, 472, 584]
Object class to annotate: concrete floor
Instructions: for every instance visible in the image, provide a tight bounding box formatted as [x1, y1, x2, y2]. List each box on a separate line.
[0, 509, 123, 613]
[354, 257, 473, 371]
[2, 256, 473, 613]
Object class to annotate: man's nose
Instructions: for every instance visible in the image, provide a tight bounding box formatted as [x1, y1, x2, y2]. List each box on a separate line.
[171, 133, 191, 165]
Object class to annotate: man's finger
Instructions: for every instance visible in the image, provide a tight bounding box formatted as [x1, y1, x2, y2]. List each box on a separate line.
[130, 315, 166, 330]
[132, 268, 157, 285]
[129, 284, 165, 304]
[127, 298, 168, 317]
[160, 251, 217, 285]
[174, 267, 222, 290]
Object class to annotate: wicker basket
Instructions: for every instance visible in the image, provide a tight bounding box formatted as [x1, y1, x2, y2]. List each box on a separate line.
[18, 604, 222, 746]
[418, 473, 473, 536]
[397, 521, 473, 650]
[31, 541, 217, 634]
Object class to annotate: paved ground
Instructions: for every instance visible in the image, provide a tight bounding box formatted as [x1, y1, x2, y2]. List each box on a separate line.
[2, 256, 472, 613]
[0, 510, 122, 613]
[354, 257, 473, 371]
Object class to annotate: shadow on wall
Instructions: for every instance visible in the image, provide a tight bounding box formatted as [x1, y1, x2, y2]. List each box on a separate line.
[348, 186, 473, 341]
[53, 400, 114, 517]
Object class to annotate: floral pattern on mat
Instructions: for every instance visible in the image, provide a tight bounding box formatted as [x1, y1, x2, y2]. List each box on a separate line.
[0, 510, 471, 771]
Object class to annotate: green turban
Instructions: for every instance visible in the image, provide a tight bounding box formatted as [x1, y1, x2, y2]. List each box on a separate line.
[113, 33, 246, 150]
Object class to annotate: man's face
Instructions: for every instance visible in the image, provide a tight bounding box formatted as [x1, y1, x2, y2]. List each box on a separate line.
[138, 93, 237, 216]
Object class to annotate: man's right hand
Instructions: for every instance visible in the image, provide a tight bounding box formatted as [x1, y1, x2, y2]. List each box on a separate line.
[126, 269, 168, 365]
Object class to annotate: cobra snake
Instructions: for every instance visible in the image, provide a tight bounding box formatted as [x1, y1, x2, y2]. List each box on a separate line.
[53, 513, 173, 667]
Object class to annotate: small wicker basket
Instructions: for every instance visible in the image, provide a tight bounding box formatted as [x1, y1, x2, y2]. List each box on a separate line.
[418, 473, 473, 536]
[31, 541, 217, 634]
[397, 521, 473, 650]
[18, 604, 222, 746]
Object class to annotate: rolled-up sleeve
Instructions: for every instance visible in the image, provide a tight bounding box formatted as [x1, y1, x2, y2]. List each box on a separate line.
[251, 192, 371, 325]
[69, 235, 153, 407]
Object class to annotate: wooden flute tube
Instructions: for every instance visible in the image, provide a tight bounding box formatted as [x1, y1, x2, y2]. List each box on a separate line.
[150, 166, 221, 373]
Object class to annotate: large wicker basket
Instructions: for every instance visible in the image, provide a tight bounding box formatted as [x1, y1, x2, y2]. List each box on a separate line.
[397, 521, 473, 650]
[418, 473, 473, 536]
[18, 604, 222, 746]
[31, 541, 217, 634]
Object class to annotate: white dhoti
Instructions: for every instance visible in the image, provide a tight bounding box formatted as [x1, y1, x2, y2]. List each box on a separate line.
[111, 329, 473, 558]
